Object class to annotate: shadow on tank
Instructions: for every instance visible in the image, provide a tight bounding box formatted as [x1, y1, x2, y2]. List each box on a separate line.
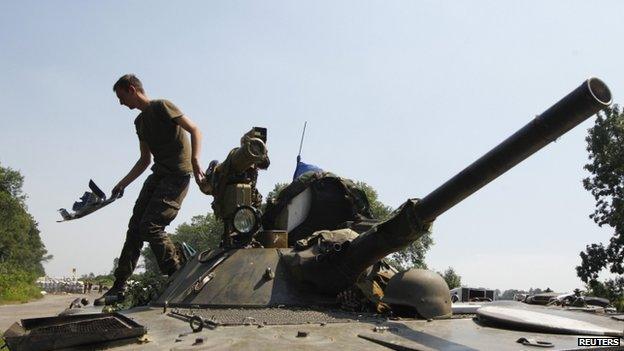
[154, 78, 612, 321]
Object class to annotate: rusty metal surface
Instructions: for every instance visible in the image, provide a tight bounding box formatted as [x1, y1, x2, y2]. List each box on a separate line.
[154, 248, 334, 308]
[154, 248, 231, 306]
[169, 307, 385, 326]
[28, 316, 127, 335]
[476, 301, 624, 336]
[96, 307, 621, 350]
[3, 312, 145, 351]
[256, 230, 288, 248]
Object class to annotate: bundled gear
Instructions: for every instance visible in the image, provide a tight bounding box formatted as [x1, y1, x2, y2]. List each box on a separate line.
[336, 261, 395, 313]
[282, 199, 431, 295]
[263, 171, 373, 245]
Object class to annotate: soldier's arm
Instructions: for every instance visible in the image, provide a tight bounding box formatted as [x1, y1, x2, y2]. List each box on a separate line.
[112, 141, 151, 197]
[175, 115, 204, 184]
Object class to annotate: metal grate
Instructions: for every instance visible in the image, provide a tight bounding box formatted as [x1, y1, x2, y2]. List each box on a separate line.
[173, 307, 387, 326]
[29, 317, 128, 335]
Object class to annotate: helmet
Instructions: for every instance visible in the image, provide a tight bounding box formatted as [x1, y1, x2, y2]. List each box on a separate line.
[382, 269, 452, 319]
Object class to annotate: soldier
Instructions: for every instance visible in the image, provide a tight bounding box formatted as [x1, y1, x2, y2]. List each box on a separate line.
[95, 74, 204, 306]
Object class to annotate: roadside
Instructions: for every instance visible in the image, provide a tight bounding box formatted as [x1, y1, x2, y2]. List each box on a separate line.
[0, 291, 100, 331]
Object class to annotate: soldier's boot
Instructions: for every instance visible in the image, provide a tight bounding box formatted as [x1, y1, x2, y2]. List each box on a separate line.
[94, 283, 126, 306]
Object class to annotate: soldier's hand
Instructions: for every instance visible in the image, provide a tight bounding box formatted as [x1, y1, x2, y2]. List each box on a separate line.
[111, 184, 125, 199]
[192, 159, 205, 186]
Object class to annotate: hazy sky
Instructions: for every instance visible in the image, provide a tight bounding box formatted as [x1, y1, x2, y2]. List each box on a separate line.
[1, 1, 622, 293]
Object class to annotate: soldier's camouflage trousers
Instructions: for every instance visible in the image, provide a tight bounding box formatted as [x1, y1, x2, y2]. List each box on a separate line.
[114, 173, 190, 286]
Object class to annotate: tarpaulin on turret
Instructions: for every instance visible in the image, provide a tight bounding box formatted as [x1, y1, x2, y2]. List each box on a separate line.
[292, 155, 322, 180]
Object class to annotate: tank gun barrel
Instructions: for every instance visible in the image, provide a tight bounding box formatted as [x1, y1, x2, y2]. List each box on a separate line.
[317, 78, 613, 291]
[416, 77, 612, 222]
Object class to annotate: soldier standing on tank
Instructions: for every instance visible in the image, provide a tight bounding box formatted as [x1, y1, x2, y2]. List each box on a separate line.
[95, 74, 204, 306]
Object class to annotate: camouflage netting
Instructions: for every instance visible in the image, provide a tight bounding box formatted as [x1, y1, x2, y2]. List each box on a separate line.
[282, 199, 431, 295]
[263, 172, 373, 245]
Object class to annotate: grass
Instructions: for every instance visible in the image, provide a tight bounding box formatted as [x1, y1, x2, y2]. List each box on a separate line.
[0, 271, 42, 305]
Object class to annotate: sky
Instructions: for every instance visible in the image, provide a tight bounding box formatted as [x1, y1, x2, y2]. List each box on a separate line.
[1, 1, 622, 293]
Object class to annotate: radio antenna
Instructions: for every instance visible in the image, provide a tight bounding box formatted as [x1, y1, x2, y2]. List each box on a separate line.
[297, 121, 307, 161]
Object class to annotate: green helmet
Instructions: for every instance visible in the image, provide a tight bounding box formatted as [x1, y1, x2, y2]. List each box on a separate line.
[382, 269, 452, 319]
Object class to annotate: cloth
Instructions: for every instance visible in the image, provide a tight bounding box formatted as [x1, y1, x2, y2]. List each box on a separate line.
[282, 199, 431, 295]
[134, 99, 192, 175]
[263, 171, 373, 245]
[114, 173, 190, 284]
[292, 156, 322, 180]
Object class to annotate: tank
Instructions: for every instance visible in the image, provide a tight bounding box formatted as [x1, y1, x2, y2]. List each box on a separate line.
[155, 77, 613, 307]
[4, 77, 622, 351]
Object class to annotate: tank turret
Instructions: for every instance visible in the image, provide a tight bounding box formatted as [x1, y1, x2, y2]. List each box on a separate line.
[289, 77, 613, 294]
[155, 78, 611, 312]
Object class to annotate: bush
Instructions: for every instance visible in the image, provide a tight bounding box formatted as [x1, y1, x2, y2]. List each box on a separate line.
[613, 297, 624, 313]
[0, 265, 42, 304]
[115, 272, 168, 310]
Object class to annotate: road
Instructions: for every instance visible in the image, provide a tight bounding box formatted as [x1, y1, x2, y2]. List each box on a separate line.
[0, 292, 100, 332]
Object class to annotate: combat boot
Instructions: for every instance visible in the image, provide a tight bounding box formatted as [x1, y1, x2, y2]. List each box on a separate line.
[94, 284, 126, 306]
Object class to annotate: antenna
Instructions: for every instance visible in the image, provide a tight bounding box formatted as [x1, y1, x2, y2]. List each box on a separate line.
[297, 121, 307, 161]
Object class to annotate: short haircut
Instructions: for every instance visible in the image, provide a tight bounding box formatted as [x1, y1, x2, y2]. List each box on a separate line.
[113, 74, 144, 93]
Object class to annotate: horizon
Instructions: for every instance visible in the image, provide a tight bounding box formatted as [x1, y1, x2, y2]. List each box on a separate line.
[2, 1, 622, 293]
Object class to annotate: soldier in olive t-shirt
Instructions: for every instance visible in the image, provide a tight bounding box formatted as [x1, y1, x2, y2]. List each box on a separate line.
[134, 99, 193, 175]
[95, 74, 204, 306]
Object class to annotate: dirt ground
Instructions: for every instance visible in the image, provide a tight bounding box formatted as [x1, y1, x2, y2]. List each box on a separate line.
[0, 291, 100, 332]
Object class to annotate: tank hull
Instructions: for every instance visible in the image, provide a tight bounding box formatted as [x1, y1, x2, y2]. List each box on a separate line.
[97, 304, 624, 350]
[154, 248, 335, 308]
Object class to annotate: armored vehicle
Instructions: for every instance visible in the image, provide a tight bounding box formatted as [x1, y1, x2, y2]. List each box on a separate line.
[4, 77, 622, 351]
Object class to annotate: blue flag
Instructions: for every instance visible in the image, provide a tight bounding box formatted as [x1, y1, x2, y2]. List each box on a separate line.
[293, 156, 323, 180]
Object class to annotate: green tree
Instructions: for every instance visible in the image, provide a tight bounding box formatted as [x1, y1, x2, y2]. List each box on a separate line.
[0, 165, 26, 203]
[174, 213, 223, 250]
[439, 267, 462, 289]
[0, 163, 50, 303]
[110, 257, 119, 275]
[585, 279, 624, 303]
[355, 181, 392, 220]
[0, 192, 48, 275]
[264, 183, 288, 209]
[142, 213, 223, 275]
[576, 106, 624, 308]
[354, 182, 434, 270]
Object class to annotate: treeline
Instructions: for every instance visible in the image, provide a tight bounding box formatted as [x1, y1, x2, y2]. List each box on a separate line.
[0, 164, 51, 303]
[576, 106, 624, 311]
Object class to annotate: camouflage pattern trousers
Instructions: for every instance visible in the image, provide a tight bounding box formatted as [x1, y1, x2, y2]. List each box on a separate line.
[114, 173, 190, 286]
